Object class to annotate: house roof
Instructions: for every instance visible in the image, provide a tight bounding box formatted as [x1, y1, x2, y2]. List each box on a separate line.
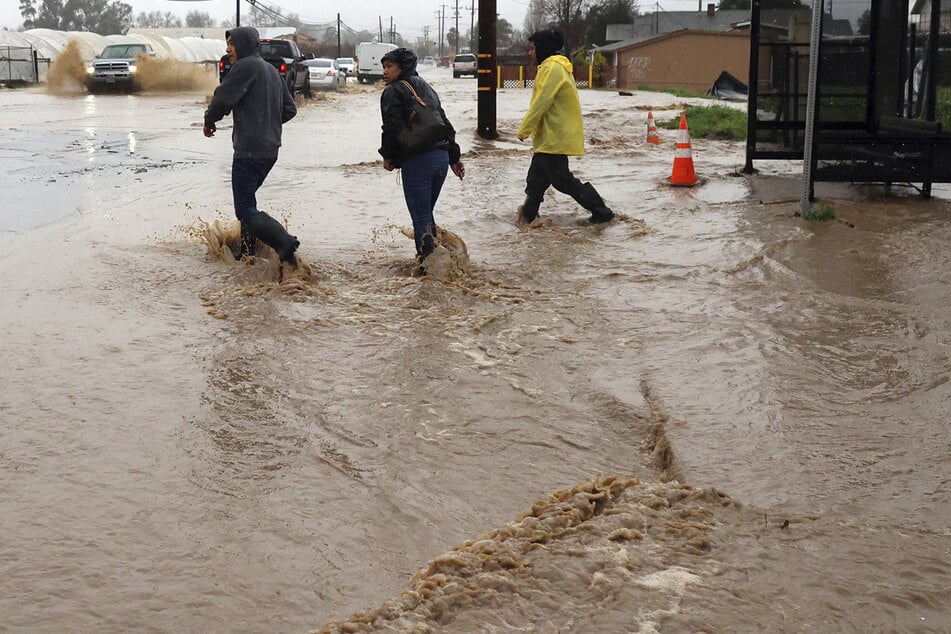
[605, 8, 854, 42]
[605, 9, 749, 42]
[602, 7, 853, 50]
[594, 28, 749, 54]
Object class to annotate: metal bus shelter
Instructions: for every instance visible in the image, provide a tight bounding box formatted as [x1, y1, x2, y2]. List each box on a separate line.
[744, 0, 951, 198]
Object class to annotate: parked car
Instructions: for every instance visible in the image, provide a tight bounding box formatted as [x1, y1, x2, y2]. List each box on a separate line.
[305, 58, 347, 92]
[85, 43, 156, 92]
[335, 57, 356, 75]
[218, 38, 310, 96]
[452, 52, 477, 78]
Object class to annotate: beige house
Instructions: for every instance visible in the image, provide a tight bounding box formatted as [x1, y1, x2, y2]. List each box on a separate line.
[604, 29, 750, 92]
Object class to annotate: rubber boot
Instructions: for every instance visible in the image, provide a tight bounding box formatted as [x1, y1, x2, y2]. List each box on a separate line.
[517, 196, 542, 224]
[248, 211, 299, 266]
[577, 182, 615, 224]
[239, 220, 257, 259]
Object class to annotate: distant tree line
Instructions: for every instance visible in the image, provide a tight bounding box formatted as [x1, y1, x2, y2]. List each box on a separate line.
[19, 0, 132, 35]
[16, 0, 243, 34]
[17, 0, 657, 58]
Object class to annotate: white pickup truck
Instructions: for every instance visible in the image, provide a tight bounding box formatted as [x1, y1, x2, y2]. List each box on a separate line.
[86, 43, 156, 92]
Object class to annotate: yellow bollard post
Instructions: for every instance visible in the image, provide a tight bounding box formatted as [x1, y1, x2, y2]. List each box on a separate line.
[519, 65, 524, 88]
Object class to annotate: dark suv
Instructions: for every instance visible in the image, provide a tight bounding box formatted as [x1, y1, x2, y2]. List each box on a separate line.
[218, 38, 310, 96]
[452, 53, 477, 78]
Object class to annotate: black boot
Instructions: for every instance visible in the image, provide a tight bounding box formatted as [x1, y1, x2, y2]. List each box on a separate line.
[517, 196, 542, 224]
[248, 211, 299, 266]
[239, 220, 257, 259]
[577, 183, 615, 223]
[418, 229, 435, 260]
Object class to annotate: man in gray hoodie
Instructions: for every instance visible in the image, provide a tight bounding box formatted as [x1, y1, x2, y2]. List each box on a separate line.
[203, 26, 300, 266]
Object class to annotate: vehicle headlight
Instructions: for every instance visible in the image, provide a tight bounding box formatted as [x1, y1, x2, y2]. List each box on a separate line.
[86, 66, 94, 74]
[129, 64, 137, 73]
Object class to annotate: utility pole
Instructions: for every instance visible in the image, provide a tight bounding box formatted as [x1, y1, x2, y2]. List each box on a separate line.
[439, 5, 447, 57]
[379, 16, 383, 42]
[454, 0, 460, 54]
[477, 0, 497, 139]
[337, 13, 341, 58]
[469, 2, 475, 51]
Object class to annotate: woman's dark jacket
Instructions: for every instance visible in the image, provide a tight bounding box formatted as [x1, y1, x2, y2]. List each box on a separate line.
[379, 63, 461, 167]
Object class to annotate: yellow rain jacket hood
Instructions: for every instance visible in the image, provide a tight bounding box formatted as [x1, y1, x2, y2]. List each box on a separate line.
[516, 55, 585, 156]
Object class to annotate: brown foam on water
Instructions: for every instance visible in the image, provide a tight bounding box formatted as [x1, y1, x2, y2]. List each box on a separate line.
[515, 209, 652, 237]
[198, 217, 314, 285]
[315, 476, 733, 633]
[133, 55, 218, 93]
[398, 225, 472, 282]
[45, 40, 87, 94]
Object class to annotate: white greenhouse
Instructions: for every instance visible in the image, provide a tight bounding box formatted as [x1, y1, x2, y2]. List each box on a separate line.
[0, 28, 226, 82]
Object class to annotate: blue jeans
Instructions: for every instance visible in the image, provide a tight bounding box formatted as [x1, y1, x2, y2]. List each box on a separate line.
[232, 156, 277, 223]
[400, 148, 449, 257]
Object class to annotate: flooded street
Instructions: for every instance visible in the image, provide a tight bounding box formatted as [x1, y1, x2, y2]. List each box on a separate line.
[1, 66, 948, 633]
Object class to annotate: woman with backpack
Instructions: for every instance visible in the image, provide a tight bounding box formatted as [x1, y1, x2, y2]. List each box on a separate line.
[378, 48, 465, 273]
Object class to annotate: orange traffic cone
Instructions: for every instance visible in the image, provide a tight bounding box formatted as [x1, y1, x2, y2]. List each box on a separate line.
[646, 111, 660, 145]
[669, 112, 697, 187]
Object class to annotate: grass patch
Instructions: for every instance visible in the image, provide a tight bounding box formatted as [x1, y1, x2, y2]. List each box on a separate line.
[936, 85, 951, 131]
[637, 85, 712, 100]
[657, 104, 748, 140]
[803, 201, 836, 221]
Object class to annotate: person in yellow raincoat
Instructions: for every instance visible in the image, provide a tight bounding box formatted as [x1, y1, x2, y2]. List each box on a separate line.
[516, 29, 615, 225]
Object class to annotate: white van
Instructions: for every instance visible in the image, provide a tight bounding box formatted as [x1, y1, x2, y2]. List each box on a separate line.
[355, 42, 398, 83]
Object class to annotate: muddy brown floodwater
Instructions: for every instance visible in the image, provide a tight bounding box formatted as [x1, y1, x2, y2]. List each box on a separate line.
[0, 62, 948, 633]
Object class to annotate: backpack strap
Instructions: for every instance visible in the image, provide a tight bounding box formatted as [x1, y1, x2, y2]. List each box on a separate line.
[400, 79, 429, 107]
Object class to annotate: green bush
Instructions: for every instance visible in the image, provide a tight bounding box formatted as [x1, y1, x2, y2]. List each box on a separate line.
[572, 48, 589, 67]
[656, 104, 748, 140]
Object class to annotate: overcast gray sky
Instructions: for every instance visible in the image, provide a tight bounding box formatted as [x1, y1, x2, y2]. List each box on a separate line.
[3, 0, 524, 35]
[2, 0, 713, 37]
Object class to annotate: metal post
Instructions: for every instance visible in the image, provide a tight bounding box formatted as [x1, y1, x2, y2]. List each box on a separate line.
[925, 0, 940, 122]
[744, 0, 761, 173]
[236, 0, 240, 27]
[799, 0, 824, 215]
[906, 23, 916, 118]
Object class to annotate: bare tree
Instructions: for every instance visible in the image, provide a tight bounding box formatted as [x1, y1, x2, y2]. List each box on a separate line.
[134, 10, 182, 28]
[523, 0, 546, 34]
[585, 0, 637, 45]
[185, 10, 215, 28]
[539, 0, 589, 52]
